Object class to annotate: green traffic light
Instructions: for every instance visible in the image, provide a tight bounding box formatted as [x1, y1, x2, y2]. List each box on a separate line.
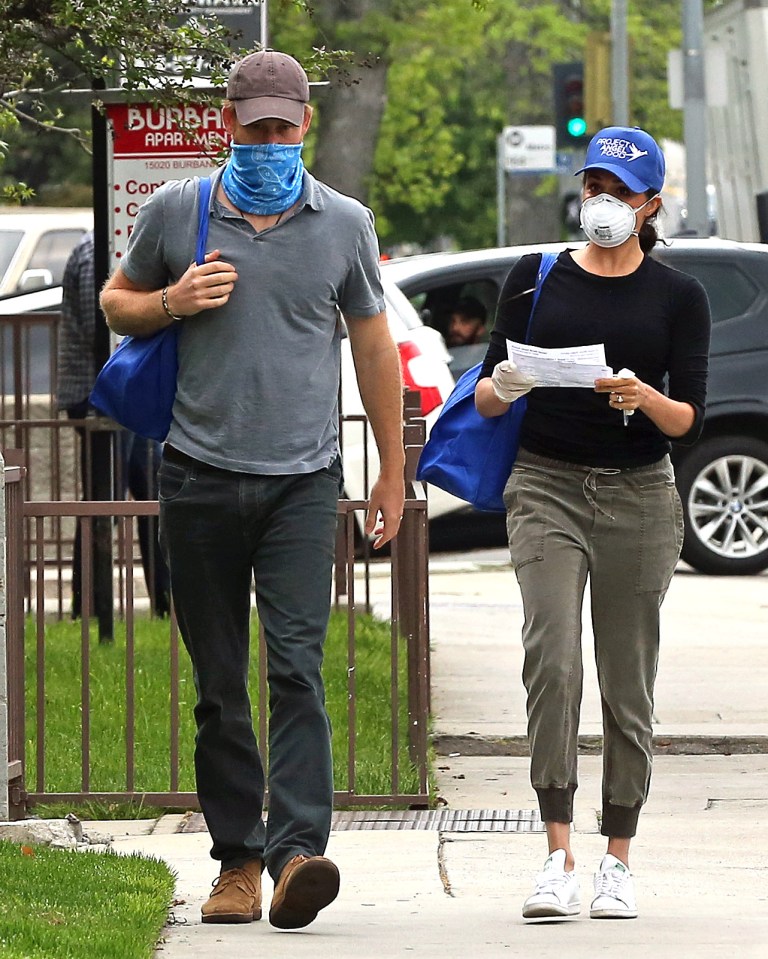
[567, 116, 588, 138]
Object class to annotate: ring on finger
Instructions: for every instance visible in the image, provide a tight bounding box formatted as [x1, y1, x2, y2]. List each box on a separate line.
[616, 394, 624, 404]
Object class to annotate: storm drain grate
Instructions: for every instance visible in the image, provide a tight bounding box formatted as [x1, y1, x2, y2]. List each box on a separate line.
[332, 809, 544, 832]
[180, 809, 543, 834]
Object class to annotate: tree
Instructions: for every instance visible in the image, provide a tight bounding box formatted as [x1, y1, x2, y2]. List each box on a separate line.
[270, 0, 495, 243]
[1, 1, 717, 249]
[272, 0, 695, 252]
[0, 0, 238, 200]
[370, 0, 697, 250]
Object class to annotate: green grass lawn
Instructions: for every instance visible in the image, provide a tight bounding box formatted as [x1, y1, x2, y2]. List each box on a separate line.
[0, 840, 174, 959]
[26, 610, 425, 810]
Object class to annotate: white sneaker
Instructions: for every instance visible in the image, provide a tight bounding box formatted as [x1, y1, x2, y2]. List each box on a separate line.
[522, 849, 581, 919]
[590, 854, 638, 919]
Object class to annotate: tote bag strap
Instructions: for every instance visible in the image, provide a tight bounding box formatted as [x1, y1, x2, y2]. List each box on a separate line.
[195, 175, 213, 266]
[524, 250, 558, 342]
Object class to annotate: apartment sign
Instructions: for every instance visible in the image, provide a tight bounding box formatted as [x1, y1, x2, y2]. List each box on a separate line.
[106, 102, 227, 264]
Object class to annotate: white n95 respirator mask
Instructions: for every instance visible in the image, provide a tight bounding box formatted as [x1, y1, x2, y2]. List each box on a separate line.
[579, 193, 657, 248]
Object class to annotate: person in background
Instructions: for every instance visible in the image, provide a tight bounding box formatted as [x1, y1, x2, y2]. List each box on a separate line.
[58, 230, 170, 618]
[445, 296, 487, 347]
[100, 49, 405, 930]
[475, 126, 711, 922]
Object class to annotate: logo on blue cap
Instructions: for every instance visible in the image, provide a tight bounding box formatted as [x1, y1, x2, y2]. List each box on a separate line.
[594, 137, 648, 164]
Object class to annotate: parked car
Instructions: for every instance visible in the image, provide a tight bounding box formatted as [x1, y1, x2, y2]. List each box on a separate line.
[339, 277, 455, 514]
[0, 209, 92, 295]
[383, 237, 768, 576]
[0, 284, 64, 398]
[0, 276, 457, 517]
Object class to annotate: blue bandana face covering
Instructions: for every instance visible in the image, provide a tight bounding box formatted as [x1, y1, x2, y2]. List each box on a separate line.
[221, 142, 305, 215]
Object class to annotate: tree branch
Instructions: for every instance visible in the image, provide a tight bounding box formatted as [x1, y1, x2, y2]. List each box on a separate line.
[0, 98, 91, 152]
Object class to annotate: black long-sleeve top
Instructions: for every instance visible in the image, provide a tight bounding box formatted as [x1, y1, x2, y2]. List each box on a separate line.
[478, 250, 711, 468]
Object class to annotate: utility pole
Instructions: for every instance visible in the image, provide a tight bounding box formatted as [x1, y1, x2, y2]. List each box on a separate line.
[260, 0, 269, 48]
[611, 0, 629, 126]
[682, 0, 709, 235]
[497, 133, 507, 246]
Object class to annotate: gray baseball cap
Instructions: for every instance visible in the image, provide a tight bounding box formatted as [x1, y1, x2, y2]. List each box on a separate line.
[226, 50, 310, 126]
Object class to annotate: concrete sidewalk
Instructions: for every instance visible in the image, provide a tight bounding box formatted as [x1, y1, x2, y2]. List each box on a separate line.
[102, 556, 768, 958]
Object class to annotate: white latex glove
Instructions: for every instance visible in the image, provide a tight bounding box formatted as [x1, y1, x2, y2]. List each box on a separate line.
[491, 360, 536, 404]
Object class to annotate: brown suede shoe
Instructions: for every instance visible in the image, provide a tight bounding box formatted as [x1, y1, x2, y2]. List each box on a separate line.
[201, 859, 263, 924]
[269, 855, 340, 929]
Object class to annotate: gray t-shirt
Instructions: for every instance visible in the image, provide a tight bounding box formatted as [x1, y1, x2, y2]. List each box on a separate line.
[120, 169, 385, 474]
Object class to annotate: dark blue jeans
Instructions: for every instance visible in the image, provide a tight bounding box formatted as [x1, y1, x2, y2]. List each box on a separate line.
[157, 450, 342, 880]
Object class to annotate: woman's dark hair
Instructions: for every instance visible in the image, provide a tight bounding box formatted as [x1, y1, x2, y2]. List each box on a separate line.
[638, 189, 663, 253]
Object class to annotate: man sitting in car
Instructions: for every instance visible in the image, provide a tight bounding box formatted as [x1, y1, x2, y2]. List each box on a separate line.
[445, 296, 487, 347]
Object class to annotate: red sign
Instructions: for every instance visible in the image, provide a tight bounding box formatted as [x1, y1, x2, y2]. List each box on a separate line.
[106, 102, 228, 264]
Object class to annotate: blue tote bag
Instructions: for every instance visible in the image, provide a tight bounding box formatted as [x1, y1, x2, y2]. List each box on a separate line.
[90, 175, 212, 442]
[416, 251, 557, 512]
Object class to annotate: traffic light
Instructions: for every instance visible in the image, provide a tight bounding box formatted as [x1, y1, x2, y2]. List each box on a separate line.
[553, 62, 589, 148]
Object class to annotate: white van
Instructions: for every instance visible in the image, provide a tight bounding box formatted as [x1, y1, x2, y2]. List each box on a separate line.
[0, 208, 93, 295]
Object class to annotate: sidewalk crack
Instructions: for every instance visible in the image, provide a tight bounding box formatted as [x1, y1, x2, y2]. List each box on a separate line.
[437, 834, 455, 897]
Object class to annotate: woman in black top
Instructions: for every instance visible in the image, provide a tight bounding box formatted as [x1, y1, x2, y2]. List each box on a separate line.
[475, 126, 711, 921]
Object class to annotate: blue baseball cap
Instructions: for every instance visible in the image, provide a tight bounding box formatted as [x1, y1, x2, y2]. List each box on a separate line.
[575, 126, 665, 194]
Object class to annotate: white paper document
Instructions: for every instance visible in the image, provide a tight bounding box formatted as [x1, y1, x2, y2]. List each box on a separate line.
[506, 339, 612, 387]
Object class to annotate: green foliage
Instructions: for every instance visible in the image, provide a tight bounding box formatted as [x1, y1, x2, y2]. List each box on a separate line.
[0, 840, 174, 959]
[1, 99, 93, 203]
[25, 610, 422, 804]
[0, 1, 707, 245]
[276, 0, 694, 250]
[368, 1, 577, 248]
[0, 0, 236, 197]
[1, 0, 234, 96]
[1, 180, 34, 203]
[372, 0, 689, 250]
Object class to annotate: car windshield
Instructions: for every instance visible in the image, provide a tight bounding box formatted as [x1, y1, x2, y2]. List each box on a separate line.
[0, 230, 23, 289]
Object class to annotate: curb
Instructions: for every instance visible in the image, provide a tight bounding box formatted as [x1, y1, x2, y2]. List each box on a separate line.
[433, 733, 768, 757]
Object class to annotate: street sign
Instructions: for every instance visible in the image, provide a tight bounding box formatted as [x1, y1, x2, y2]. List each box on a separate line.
[501, 125, 557, 174]
[181, 0, 265, 48]
[106, 102, 228, 268]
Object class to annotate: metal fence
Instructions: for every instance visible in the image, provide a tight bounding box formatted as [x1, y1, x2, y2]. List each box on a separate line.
[4, 494, 430, 817]
[2, 397, 432, 819]
[1, 310, 165, 608]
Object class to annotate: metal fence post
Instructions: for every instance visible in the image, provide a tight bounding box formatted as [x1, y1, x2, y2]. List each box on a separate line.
[1, 456, 26, 818]
[399, 393, 430, 764]
[1, 452, 8, 820]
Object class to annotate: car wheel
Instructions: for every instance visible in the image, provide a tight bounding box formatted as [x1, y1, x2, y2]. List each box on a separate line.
[676, 435, 768, 575]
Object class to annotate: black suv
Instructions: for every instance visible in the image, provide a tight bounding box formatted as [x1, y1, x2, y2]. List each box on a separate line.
[383, 238, 768, 576]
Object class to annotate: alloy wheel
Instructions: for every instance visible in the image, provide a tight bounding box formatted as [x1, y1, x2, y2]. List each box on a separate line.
[687, 454, 768, 560]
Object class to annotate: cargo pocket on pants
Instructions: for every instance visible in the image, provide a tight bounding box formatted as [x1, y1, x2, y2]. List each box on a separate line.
[505, 469, 545, 573]
[635, 479, 684, 593]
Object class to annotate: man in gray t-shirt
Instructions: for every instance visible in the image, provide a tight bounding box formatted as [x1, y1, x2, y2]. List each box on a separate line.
[101, 50, 405, 930]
